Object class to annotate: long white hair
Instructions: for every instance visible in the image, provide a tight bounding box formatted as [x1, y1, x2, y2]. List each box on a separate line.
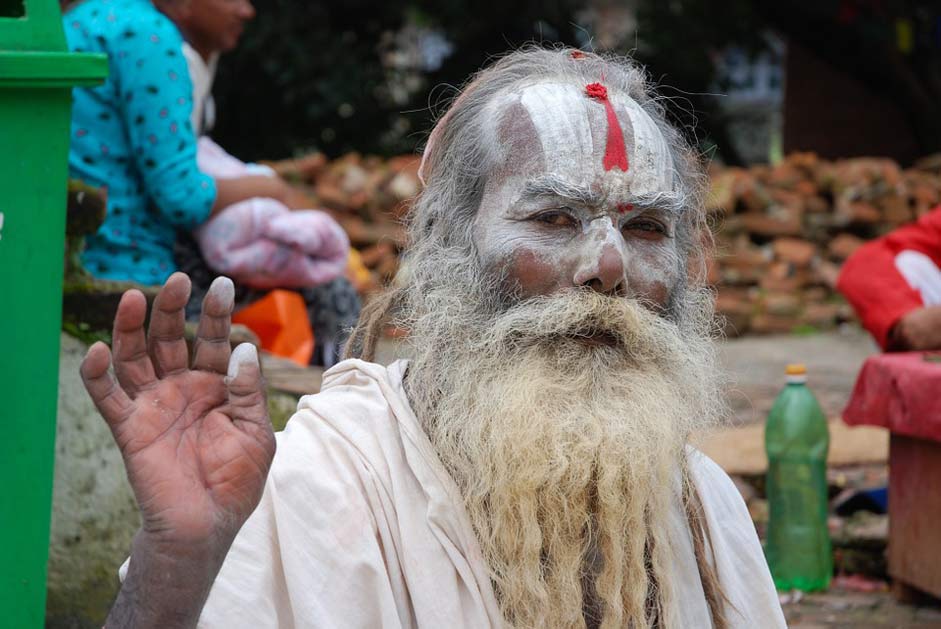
[345, 47, 728, 628]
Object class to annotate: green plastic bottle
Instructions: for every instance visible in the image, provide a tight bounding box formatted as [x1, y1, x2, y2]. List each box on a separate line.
[764, 363, 832, 592]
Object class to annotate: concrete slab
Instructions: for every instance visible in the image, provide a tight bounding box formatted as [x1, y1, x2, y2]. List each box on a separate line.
[694, 420, 888, 476]
[707, 326, 885, 474]
[720, 326, 879, 426]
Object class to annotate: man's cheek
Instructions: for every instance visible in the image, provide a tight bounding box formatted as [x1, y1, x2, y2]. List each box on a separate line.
[505, 247, 568, 297]
[623, 253, 676, 307]
[629, 274, 670, 307]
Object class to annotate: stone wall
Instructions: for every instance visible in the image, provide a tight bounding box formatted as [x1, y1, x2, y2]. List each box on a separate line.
[46, 333, 138, 628]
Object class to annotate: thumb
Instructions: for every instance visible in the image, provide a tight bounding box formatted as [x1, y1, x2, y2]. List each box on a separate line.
[225, 343, 269, 428]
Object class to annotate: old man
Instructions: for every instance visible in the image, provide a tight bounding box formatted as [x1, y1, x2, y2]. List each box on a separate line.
[81, 48, 786, 628]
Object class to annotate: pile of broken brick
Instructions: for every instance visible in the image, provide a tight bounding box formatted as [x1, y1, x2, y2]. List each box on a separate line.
[269, 150, 941, 337]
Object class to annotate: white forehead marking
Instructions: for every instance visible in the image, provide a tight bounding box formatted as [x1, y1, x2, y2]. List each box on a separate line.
[516, 82, 674, 197]
[518, 83, 596, 184]
[619, 96, 675, 196]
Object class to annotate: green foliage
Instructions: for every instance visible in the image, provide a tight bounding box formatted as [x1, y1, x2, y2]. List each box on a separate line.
[790, 324, 821, 336]
[210, 0, 941, 165]
[632, 0, 771, 165]
[211, 0, 583, 160]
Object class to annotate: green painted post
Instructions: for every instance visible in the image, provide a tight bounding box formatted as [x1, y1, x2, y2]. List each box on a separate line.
[0, 1, 106, 626]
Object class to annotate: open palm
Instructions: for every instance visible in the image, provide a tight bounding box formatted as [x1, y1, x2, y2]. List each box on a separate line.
[81, 273, 275, 549]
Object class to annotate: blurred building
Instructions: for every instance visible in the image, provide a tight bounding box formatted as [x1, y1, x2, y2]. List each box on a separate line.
[712, 37, 785, 165]
[783, 40, 920, 165]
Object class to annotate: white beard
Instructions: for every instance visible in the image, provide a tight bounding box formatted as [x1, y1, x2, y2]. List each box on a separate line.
[403, 287, 724, 629]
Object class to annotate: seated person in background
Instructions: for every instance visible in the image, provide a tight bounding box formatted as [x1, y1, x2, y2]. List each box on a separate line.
[838, 206, 941, 351]
[160, 0, 361, 366]
[65, 0, 361, 366]
[64, 0, 297, 285]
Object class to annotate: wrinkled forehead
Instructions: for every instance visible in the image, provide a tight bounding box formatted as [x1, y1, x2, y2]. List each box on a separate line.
[485, 81, 676, 198]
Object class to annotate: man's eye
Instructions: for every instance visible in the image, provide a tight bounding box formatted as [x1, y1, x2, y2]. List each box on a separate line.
[535, 211, 578, 227]
[622, 220, 667, 236]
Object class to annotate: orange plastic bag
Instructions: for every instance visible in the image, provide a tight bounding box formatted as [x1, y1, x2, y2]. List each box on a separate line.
[232, 290, 313, 366]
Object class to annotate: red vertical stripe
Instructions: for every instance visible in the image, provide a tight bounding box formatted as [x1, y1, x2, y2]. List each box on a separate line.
[585, 83, 629, 173]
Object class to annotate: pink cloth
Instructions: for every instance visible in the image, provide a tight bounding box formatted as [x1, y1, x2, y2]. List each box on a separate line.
[843, 352, 941, 442]
[194, 138, 349, 289]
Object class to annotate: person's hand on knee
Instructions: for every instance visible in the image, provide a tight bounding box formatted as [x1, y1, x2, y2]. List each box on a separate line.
[890, 305, 941, 351]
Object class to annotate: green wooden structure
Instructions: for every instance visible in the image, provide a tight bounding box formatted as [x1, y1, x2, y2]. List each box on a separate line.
[0, 1, 106, 626]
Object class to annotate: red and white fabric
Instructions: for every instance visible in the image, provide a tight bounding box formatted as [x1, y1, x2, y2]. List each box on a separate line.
[837, 206, 941, 349]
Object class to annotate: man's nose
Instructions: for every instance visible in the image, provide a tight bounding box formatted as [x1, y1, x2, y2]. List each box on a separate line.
[239, 0, 256, 19]
[573, 245, 626, 295]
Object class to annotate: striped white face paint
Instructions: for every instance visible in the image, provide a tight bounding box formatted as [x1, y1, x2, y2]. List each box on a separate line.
[517, 82, 674, 199]
[473, 80, 683, 308]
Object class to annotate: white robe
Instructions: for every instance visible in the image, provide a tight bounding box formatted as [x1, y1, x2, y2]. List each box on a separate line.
[190, 359, 785, 628]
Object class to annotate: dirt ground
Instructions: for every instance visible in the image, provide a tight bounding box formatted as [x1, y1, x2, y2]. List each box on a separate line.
[784, 587, 941, 628]
[718, 325, 878, 425]
[697, 326, 889, 474]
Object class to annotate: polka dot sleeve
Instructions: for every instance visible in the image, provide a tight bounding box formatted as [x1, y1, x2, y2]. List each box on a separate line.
[114, 16, 216, 230]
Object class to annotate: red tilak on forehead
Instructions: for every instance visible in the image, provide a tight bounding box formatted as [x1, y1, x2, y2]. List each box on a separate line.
[617, 203, 634, 214]
[585, 82, 629, 173]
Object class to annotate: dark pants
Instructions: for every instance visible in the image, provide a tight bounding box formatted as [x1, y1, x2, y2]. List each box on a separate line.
[175, 231, 361, 367]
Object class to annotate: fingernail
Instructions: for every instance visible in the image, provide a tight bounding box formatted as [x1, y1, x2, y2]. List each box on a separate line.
[227, 343, 258, 380]
[209, 276, 235, 309]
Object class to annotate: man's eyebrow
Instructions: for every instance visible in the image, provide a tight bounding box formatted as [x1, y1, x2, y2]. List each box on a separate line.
[520, 176, 598, 205]
[520, 176, 687, 215]
[626, 191, 687, 217]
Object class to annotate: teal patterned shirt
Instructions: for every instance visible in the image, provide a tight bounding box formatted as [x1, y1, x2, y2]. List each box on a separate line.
[65, 0, 217, 285]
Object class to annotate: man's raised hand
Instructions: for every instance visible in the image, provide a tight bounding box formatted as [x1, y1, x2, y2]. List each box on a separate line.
[80, 273, 275, 627]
